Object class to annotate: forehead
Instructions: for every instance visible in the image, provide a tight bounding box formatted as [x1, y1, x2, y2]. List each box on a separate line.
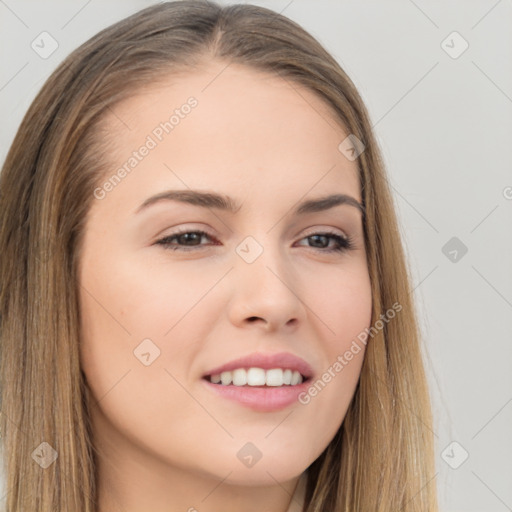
[96, 62, 361, 208]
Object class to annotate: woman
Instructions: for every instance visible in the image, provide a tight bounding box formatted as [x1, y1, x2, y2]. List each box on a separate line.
[0, 1, 439, 510]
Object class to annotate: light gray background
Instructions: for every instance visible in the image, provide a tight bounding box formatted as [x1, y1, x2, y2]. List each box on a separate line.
[1, 1, 511, 511]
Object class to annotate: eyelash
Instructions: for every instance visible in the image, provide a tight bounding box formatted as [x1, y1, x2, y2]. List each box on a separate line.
[155, 229, 354, 254]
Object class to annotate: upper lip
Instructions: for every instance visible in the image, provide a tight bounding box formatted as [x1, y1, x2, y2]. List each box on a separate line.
[202, 351, 314, 380]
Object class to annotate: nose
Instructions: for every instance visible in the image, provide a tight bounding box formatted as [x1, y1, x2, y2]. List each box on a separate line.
[226, 242, 306, 332]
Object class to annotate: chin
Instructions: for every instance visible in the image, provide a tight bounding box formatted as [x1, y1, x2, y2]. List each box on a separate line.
[215, 463, 308, 487]
[197, 443, 313, 486]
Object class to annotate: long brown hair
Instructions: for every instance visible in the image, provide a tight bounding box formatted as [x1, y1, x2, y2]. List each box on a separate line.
[0, 1, 438, 510]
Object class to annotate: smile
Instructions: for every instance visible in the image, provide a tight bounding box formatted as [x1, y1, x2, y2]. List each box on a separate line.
[206, 367, 306, 386]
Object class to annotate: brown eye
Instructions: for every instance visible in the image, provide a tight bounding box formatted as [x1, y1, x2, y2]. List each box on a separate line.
[155, 230, 216, 251]
[296, 232, 354, 253]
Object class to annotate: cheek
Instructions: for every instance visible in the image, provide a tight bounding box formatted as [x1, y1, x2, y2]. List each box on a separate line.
[311, 258, 373, 347]
[295, 263, 372, 447]
[92, 253, 224, 337]
[77, 260, 207, 460]
[77, 249, 220, 419]
[78, 249, 205, 353]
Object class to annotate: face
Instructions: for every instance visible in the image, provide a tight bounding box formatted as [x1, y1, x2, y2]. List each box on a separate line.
[78, 61, 372, 493]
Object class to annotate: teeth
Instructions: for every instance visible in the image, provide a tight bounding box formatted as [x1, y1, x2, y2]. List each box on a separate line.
[220, 371, 232, 385]
[208, 368, 304, 386]
[232, 368, 247, 386]
[265, 368, 283, 386]
[291, 370, 301, 385]
[247, 367, 266, 386]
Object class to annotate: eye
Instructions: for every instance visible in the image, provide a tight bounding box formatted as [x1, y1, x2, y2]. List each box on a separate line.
[155, 229, 216, 252]
[295, 231, 354, 253]
[154, 229, 354, 253]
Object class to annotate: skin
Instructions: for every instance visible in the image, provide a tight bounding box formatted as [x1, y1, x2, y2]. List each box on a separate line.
[78, 60, 373, 512]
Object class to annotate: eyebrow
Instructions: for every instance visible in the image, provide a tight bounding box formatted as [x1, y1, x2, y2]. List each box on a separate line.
[135, 190, 365, 217]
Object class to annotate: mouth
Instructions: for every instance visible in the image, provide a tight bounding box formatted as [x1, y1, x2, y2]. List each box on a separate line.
[203, 367, 311, 387]
[202, 367, 311, 412]
[201, 351, 314, 411]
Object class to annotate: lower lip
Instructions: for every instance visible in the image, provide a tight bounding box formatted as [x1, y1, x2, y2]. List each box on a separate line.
[202, 378, 311, 412]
